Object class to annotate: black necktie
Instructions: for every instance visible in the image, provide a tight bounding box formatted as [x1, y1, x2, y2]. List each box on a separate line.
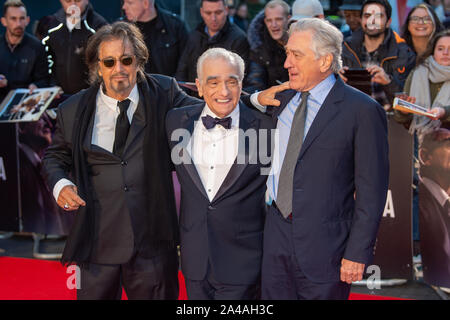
[201, 115, 232, 130]
[113, 99, 131, 157]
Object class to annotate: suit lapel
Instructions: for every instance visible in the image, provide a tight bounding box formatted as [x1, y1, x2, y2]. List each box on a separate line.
[83, 99, 97, 152]
[179, 103, 209, 200]
[212, 102, 257, 203]
[298, 78, 345, 160]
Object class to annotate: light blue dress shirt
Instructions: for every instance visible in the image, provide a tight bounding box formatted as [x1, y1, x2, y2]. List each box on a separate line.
[267, 74, 336, 202]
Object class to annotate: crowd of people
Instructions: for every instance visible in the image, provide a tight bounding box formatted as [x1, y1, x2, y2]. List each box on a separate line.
[0, 0, 449, 300]
[0, 0, 449, 111]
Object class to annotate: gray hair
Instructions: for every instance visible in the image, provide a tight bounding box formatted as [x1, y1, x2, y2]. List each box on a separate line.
[196, 48, 245, 82]
[289, 18, 343, 73]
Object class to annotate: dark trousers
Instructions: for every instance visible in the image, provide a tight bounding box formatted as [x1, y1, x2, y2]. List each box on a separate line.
[185, 265, 260, 300]
[77, 249, 179, 300]
[261, 205, 351, 300]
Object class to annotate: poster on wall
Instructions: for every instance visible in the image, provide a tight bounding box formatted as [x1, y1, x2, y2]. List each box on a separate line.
[16, 111, 74, 235]
[0, 124, 20, 231]
[0, 87, 60, 123]
[371, 118, 414, 280]
[418, 128, 450, 288]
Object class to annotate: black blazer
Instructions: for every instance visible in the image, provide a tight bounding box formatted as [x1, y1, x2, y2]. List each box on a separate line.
[43, 74, 199, 265]
[166, 102, 273, 285]
[268, 76, 390, 283]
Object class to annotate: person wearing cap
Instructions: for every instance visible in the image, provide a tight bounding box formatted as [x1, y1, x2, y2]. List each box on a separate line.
[340, 0, 363, 34]
[288, 0, 325, 25]
[340, 0, 416, 110]
[244, 0, 290, 93]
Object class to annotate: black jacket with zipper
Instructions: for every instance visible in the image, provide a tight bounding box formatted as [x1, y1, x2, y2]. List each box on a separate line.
[43, 4, 107, 95]
[175, 19, 249, 83]
[0, 33, 49, 101]
[122, 5, 189, 77]
[342, 28, 416, 103]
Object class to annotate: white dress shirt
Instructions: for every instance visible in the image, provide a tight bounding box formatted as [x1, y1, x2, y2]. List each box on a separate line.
[188, 104, 240, 202]
[421, 176, 450, 211]
[52, 85, 139, 201]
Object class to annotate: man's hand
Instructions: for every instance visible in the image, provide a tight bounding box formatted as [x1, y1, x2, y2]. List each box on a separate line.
[0, 74, 8, 88]
[367, 65, 391, 85]
[340, 258, 365, 284]
[57, 185, 86, 211]
[429, 107, 446, 120]
[338, 66, 349, 83]
[257, 81, 291, 107]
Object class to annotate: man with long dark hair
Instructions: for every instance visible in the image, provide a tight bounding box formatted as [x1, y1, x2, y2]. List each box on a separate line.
[43, 21, 198, 299]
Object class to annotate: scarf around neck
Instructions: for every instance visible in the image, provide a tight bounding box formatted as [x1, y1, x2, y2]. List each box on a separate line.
[409, 56, 450, 137]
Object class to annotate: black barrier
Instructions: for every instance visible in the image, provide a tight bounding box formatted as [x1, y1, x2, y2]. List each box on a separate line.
[0, 124, 20, 231]
[371, 117, 414, 280]
[0, 117, 74, 235]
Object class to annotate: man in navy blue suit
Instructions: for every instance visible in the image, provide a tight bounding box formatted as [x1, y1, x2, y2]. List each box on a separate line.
[166, 48, 273, 299]
[252, 18, 389, 299]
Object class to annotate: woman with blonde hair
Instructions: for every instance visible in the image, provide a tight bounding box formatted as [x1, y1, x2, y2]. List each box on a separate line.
[402, 3, 444, 59]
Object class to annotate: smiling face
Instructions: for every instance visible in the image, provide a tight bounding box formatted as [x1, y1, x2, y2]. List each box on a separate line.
[264, 4, 289, 42]
[98, 38, 138, 101]
[408, 7, 434, 39]
[284, 30, 332, 92]
[434, 36, 450, 66]
[196, 57, 242, 118]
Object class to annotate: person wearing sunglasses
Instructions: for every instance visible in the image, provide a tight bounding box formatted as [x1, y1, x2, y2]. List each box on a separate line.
[402, 3, 444, 59]
[43, 21, 199, 300]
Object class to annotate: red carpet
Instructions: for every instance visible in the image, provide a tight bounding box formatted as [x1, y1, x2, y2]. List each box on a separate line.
[0, 257, 403, 300]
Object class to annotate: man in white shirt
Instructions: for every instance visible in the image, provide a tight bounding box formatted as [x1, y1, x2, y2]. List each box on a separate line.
[43, 21, 198, 299]
[166, 48, 274, 299]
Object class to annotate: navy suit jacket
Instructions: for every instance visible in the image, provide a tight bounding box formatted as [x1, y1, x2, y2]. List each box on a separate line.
[166, 102, 274, 285]
[269, 76, 389, 283]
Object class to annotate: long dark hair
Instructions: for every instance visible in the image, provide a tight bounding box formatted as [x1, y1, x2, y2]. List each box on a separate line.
[417, 29, 450, 66]
[85, 21, 149, 85]
[401, 3, 443, 56]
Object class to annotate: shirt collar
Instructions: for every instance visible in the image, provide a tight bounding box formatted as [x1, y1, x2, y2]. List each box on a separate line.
[421, 176, 450, 208]
[308, 73, 336, 105]
[99, 84, 139, 112]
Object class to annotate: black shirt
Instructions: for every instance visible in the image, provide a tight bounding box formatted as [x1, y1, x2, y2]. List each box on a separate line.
[129, 6, 189, 76]
[0, 32, 49, 101]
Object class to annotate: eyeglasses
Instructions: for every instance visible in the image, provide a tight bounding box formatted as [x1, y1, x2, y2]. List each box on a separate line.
[99, 56, 134, 68]
[409, 16, 433, 24]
